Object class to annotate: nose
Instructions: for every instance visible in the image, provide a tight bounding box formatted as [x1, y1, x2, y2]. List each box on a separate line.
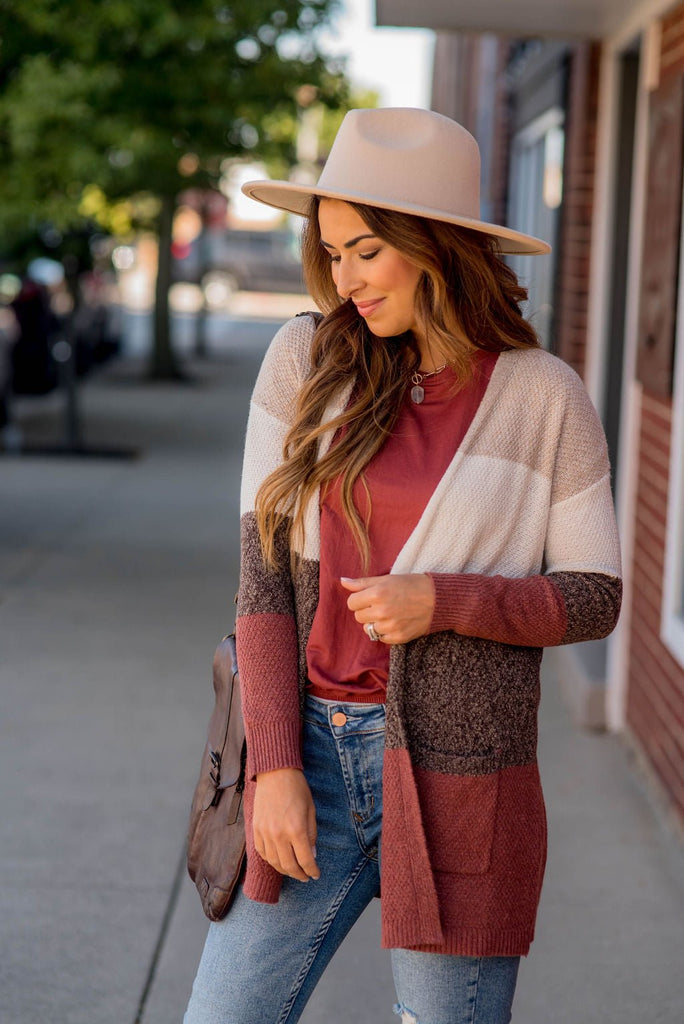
[334, 258, 360, 299]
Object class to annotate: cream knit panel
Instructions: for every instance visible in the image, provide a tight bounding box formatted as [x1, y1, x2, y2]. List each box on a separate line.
[545, 474, 621, 575]
[251, 316, 314, 423]
[464, 349, 566, 479]
[546, 361, 612, 505]
[466, 349, 609, 501]
[392, 454, 550, 577]
[393, 348, 619, 580]
[240, 315, 351, 562]
[240, 404, 290, 518]
[241, 322, 620, 577]
[239, 317, 314, 518]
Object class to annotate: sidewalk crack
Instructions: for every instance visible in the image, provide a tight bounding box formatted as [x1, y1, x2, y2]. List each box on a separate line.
[132, 842, 187, 1024]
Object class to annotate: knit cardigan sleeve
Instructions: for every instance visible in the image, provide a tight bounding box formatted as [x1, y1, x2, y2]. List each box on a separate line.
[427, 570, 621, 646]
[427, 357, 622, 647]
[235, 316, 314, 778]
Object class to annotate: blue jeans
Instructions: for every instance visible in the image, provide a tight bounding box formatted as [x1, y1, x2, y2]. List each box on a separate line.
[184, 695, 519, 1024]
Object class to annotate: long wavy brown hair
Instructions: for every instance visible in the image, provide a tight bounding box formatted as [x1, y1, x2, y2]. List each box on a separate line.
[255, 197, 540, 569]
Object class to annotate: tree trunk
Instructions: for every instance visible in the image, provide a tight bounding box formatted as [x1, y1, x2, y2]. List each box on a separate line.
[60, 258, 84, 448]
[194, 216, 209, 358]
[149, 193, 184, 379]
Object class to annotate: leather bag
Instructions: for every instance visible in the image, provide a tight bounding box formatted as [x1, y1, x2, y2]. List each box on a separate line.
[187, 634, 247, 921]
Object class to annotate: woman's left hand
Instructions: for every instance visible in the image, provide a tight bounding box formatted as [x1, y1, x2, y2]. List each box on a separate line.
[340, 573, 435, 645]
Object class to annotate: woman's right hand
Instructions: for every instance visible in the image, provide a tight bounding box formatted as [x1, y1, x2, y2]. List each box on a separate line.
[253, 767, 320, 882]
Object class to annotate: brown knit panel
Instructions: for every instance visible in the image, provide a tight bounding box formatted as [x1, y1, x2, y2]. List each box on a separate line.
[237, 513, 294, 617]
[292, 556, 320, 699]
[549, 572, 622, 644]
[385, 634, 540, 773]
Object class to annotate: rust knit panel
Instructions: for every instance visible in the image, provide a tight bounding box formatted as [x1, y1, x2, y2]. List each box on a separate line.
[405, 762, 547, 956]
[428, 570, 622, 647]
[242, 778, 282, 904]
[236, 612, 302, 777]
[428, 572, 567, 645]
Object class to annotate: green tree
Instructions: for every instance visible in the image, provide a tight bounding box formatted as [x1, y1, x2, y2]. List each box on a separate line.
[0, 0, 348, 377]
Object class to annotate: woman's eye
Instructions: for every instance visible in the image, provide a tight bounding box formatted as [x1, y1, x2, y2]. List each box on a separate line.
[328, 248, 380, 265]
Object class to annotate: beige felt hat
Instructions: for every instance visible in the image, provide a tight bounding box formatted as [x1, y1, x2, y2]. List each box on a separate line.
[242, 107, 550, 256]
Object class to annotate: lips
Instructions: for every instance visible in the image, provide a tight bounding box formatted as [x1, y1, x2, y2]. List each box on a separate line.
[354, 298, 384, 318]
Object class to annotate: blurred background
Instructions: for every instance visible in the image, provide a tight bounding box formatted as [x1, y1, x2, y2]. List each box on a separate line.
[1, 1, 683, 1022]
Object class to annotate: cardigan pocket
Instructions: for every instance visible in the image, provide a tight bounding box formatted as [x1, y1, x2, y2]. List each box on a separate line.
[414, 763, 500, 875]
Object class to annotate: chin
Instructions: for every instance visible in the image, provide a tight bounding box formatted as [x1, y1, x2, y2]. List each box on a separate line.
[369, 320, 410, 338]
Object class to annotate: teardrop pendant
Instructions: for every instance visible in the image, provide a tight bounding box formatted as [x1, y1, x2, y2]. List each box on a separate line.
[410, 384, 425, 404]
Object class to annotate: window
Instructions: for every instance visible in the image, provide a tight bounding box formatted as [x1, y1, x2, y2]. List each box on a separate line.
[507, 108, 564, 349]
[662, 179, 684, 666]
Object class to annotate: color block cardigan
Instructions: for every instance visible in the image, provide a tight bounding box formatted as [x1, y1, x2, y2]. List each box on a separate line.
[236, 314, 622, 956]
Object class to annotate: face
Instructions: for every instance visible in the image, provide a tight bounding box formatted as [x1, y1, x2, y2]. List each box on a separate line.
[317, 199, 424, 344]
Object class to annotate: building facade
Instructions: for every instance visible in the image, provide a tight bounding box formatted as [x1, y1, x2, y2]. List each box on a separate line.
[378, 0, 684, 832]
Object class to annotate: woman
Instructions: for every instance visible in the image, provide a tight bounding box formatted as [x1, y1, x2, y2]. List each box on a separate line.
[185, 108, 621, 1024]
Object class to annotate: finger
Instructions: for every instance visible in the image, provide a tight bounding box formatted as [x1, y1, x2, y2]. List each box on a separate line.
[369, 622, 394, 643]
[339, 576, 371, 592]
[354, 609, 375, 624]
[292, 834, 320, 880]
[259, 836, 283, 874]
[280, 858, 311, 882]
[308, 802, 318, 851]
[368, 620, 391, 641]
[306, 805, 320, 879]
[348, 593, 374, 614]
[272, 840, 311, 881]
[340, 576, 386, 596]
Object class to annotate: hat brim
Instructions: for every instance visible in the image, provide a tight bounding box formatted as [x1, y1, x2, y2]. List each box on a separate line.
[241, 180, 551, 256]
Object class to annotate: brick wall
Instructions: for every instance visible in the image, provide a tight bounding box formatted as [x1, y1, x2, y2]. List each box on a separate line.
[627, 394, 684, 822]
[626, 5, 684, 827]
[662, 6, 684, 78]
[554, 42, 601, 376]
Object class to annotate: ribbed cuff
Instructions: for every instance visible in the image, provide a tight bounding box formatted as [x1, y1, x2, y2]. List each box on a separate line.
[243, 863, 282, 904]
[427, 572, 484, 635]
[382, 923, 533, 957]
[244, 718, 303, 779]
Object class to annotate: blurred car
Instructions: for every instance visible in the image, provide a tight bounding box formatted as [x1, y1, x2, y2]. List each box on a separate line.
[172, 227, 305, 295]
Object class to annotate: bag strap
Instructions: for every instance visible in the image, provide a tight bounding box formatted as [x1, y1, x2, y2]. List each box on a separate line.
[295, 310, 324, 326]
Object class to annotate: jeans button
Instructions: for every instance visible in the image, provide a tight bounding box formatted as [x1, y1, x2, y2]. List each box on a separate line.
[332, 711, 347, 727]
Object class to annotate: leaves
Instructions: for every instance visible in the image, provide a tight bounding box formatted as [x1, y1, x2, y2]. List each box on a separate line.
[0, 0, 349, 233]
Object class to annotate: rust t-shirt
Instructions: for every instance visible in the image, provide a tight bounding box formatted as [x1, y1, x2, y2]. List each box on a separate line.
[306, 352, 498, 703]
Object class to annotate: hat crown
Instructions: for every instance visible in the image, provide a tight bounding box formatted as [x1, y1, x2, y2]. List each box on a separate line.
[317, 107, 481, 221]
[240, 106, 550, 254]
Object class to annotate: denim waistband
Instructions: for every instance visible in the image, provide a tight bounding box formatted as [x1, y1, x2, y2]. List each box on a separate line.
[303, 693, 386, 731]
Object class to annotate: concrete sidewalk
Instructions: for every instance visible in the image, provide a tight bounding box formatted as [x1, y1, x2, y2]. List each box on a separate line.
[1, 325, 683, 1023]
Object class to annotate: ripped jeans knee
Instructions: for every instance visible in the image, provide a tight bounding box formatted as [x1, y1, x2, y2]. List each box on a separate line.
[390, 950, 520, 1024]
[393, 1003, 418, 1024]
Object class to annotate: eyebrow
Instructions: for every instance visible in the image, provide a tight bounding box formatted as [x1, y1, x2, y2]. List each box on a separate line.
[320, 233, 378, 250]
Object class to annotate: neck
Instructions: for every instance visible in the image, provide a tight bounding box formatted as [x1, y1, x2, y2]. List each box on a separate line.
[417, 350, 449, 373]
[414, 333, 449, 373]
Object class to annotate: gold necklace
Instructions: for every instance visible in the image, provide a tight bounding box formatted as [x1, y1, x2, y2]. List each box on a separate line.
[410, 364, 447, 404]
